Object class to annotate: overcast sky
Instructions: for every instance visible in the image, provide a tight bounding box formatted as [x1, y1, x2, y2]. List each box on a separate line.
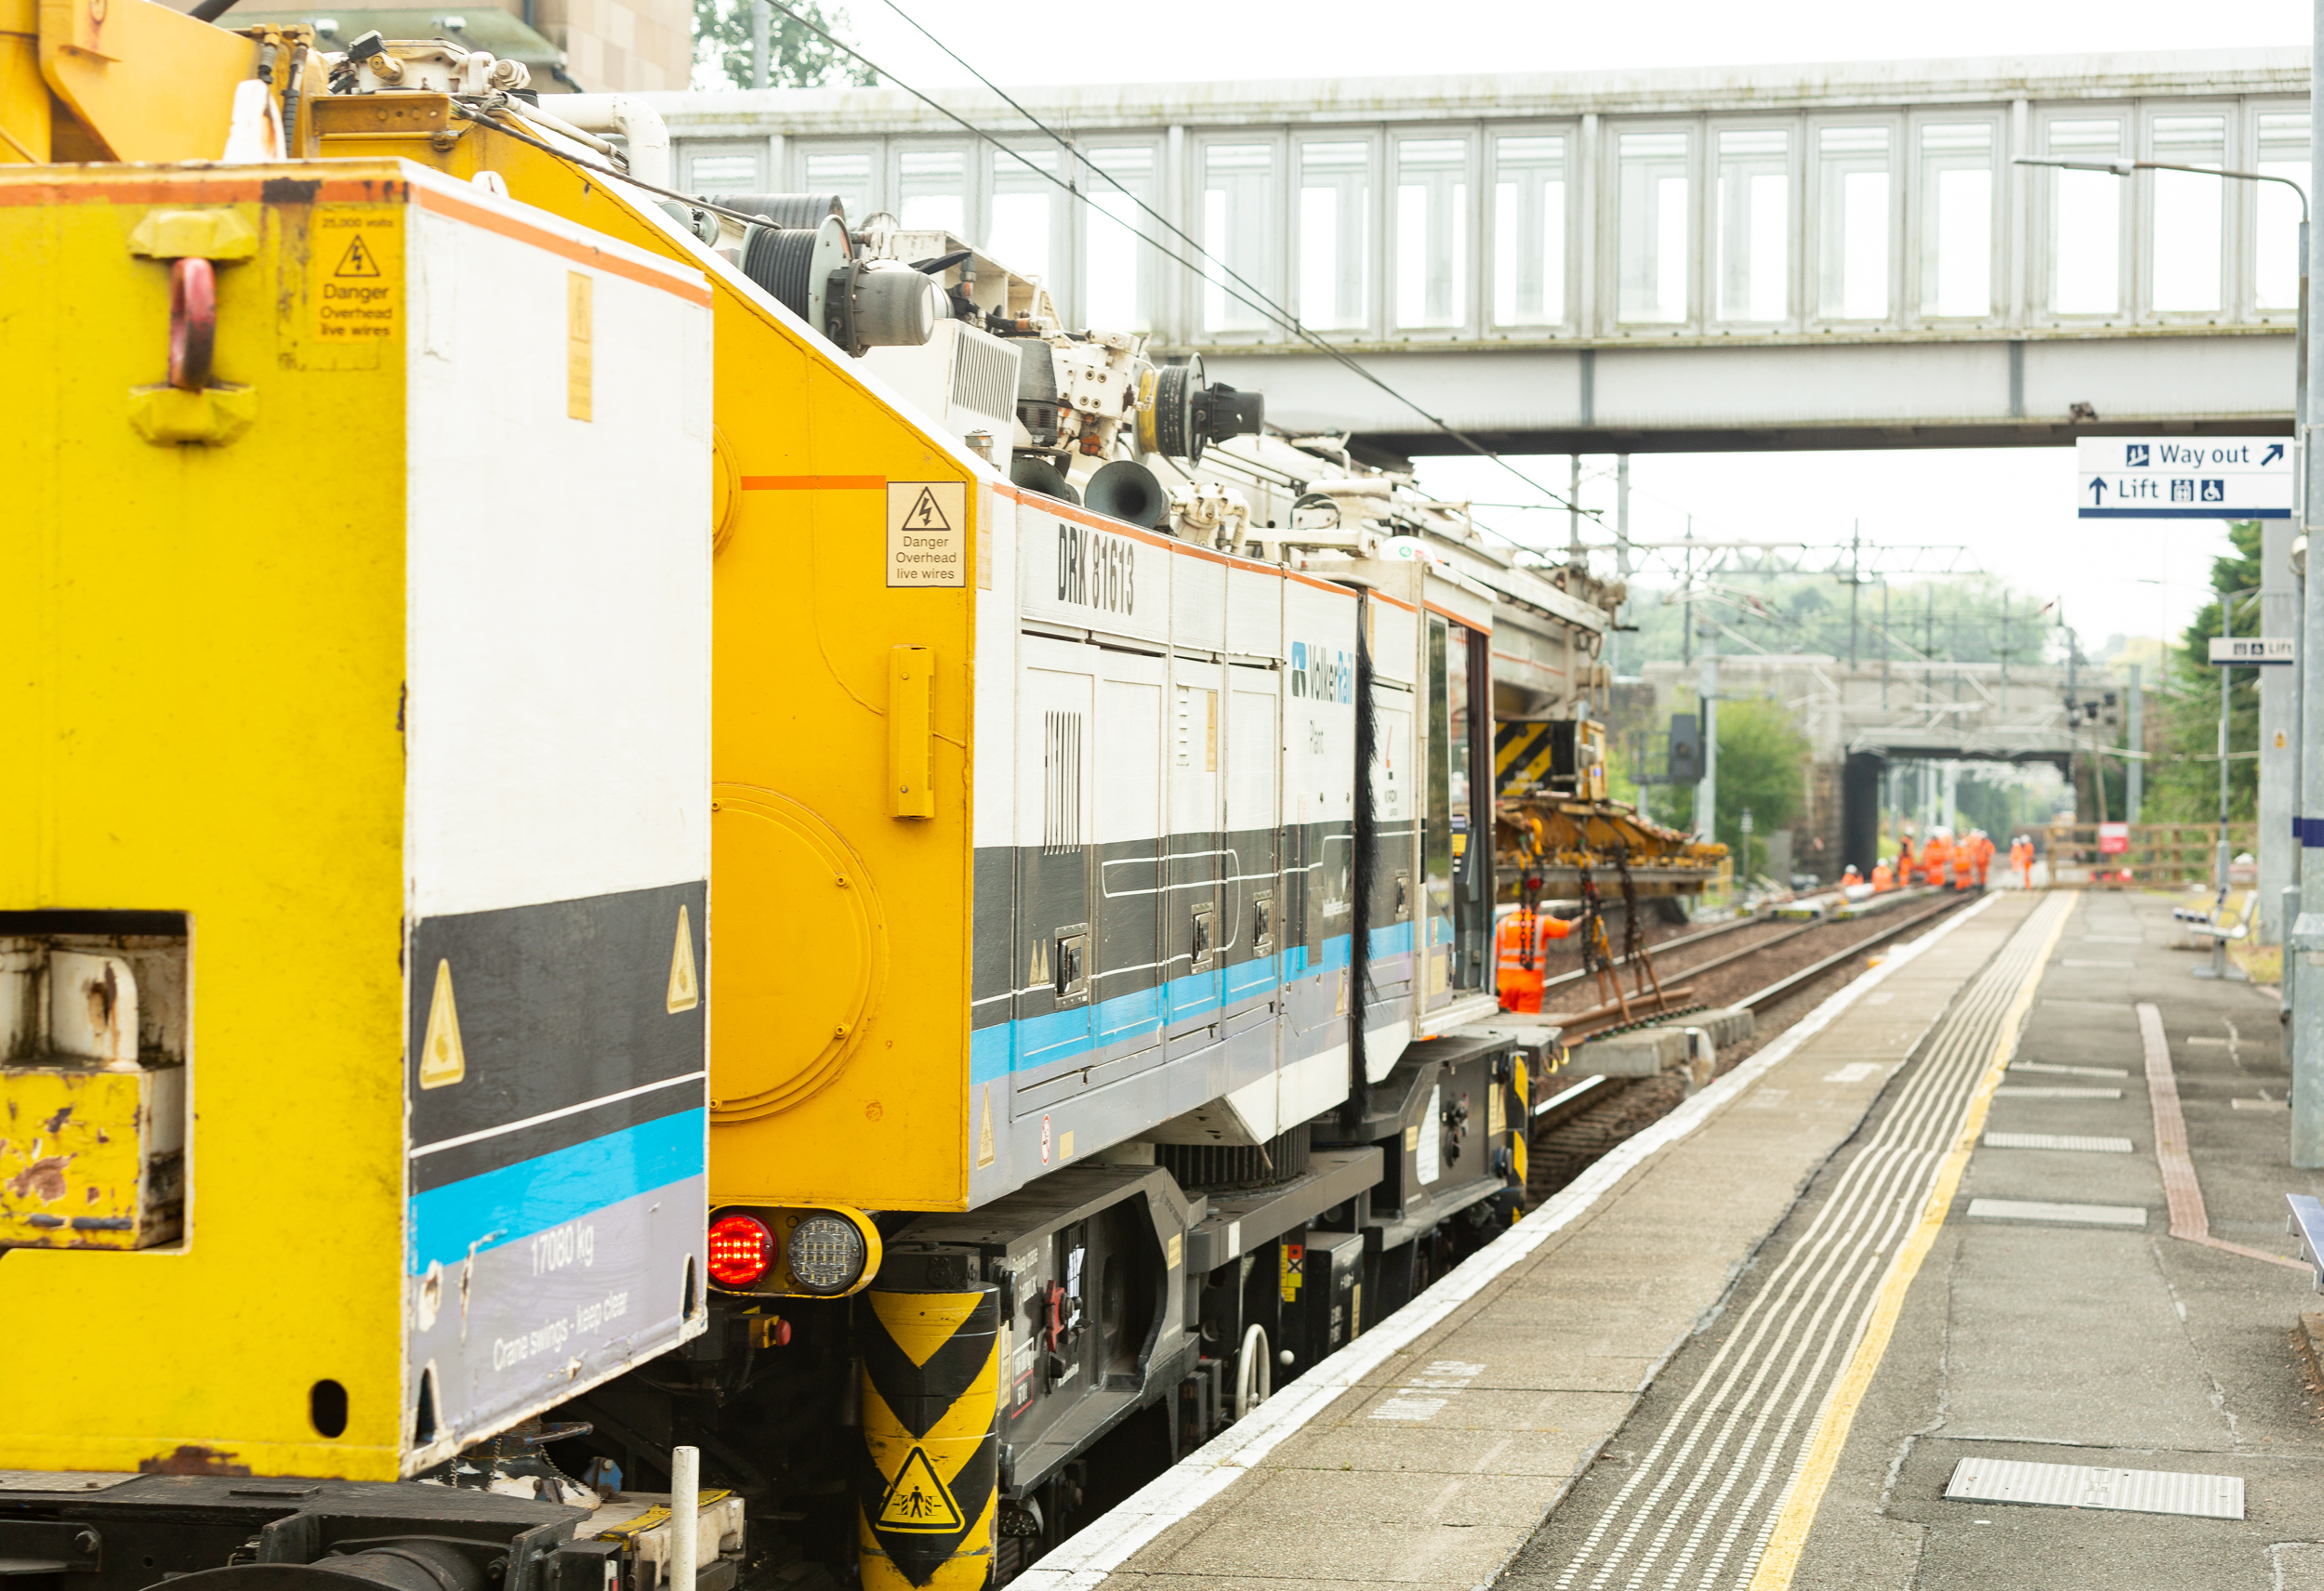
[847, 0, 2310, 88]
[845, 0, 2305, 650]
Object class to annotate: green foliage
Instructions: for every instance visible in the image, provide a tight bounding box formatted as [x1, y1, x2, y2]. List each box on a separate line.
[2140, 519, 2264, 824]
[1639, 691, 1808, 874]
[693, 0, 875, 89]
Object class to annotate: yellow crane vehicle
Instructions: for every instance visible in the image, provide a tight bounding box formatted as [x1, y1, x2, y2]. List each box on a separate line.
[0, 7, 1739, 1572]
[2, 10, 1545, 1591]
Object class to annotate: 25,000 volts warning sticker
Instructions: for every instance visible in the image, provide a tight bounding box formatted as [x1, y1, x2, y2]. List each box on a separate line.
[312, 209, 402, 341]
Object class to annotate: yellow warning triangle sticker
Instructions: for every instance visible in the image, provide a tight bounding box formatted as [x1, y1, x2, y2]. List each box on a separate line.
[334, 234, 382, 278]
[419, 959, 466, 1089]
[976, 1086, 996, 1169]
[905, 487, 950, 532]
[875, 1446, 964, 1532]
[667, 904, 700, 1014]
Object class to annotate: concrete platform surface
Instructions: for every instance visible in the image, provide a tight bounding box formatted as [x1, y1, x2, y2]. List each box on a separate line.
[1501, 889, 2324, 1591]
[1020, 892, 2045, 1591]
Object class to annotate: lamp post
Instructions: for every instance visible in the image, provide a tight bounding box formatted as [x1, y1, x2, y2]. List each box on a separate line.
[2017, 154, 2307, 946]
[2196, 585, 2262, 980]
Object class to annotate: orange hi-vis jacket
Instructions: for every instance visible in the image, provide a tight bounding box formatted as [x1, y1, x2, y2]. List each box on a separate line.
[1497, 911, 1573, 1013]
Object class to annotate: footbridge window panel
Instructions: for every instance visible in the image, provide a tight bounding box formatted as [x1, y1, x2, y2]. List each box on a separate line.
[1489, 133, 1568, 331]
[896, 146, 970, 236]
[2044, 116, 2128, 318]
[1915, 120, 1996, 322]
[1617, 129, 1692, 326]
[1394, 136, 1472, 333]
[2148, 112, 2228, 316]
[1201, 140, 1281, 336]
[800, 147, 877, 225]
[2255, 111, 2310, 316]
[1714, 125, 1790, 326]
[1815, 124, 1895, 323]
[989, 144, 1066, 303]
[1297, 138, 1373, 333]
[1081, 143, 1159, 334]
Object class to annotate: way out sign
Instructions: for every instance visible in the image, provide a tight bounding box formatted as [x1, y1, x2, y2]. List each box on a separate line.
[2209, 636, 2296, 665]
[2077, 437, 2291, 519]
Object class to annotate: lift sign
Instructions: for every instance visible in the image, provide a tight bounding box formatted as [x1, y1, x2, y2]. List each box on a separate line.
[2076, 437, 2290, 519]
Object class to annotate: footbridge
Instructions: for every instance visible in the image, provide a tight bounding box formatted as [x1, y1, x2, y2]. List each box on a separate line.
[653, 50, 2307, 454]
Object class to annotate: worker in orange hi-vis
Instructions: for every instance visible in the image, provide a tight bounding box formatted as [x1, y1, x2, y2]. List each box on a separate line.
[1972, 830, 1992, 888]
[1497, 910, 1573, 1013]
[1842, 863, 1863, 888]
[1950, 840, 1973, 891]
[1896, 835, 1914, 885]
[1921, 833, 1949, 888]
[2014, 835, 2035, 888]
[1871, 858, 1895, 891]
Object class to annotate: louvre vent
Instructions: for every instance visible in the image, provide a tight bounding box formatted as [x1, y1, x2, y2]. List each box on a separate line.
[950, 327, 1023, 429]
[1043, 710, 1083, 853]
[1155, 1123, 1312, 1192]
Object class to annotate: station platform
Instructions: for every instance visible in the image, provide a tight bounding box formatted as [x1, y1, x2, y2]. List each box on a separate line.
[1018, 888, 2324, 1591]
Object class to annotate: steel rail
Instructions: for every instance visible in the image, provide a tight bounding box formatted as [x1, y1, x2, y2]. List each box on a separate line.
[1737, 896, 1972, 1012]
[1535, 910, 1771, 992]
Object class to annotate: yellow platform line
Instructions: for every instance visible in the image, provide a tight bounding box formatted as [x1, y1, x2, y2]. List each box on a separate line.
[1744, 892, 2073, 1591]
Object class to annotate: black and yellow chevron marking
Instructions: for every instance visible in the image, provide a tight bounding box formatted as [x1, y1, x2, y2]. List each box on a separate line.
[1495, 720, 1556, 794]
[858, 1286, 1000, 1591]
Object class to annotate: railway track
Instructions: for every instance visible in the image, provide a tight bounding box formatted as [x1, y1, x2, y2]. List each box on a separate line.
[1526, 892, 1975, 1203]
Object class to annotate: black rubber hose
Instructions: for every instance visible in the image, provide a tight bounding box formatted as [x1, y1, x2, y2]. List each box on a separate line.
[190, 0, 243, 21]
[720, 193, 846, 229]
[739, 224, 820, 321]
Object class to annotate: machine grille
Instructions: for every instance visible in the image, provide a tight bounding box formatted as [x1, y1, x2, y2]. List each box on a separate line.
[1155, 1123, 1312, 1192]
[950, 326, 1023, 430]
[1042, 711, 1083, 852]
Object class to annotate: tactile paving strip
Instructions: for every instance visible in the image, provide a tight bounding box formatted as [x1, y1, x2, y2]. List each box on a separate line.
[1944, 1457, 2243, 1519]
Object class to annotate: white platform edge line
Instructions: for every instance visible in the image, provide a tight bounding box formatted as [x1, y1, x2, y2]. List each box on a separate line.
[1012, 892, 2006, 1591]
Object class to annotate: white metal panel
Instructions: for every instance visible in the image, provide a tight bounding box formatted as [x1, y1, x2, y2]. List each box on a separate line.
[1095, 663, 1166, 845]
[1017, 499, 1169, 647]
[403, 190, 711, 917]
[1014, 637, 1097, 851]
[971, 479, 1017, 849]
[1172, 546, 1230, 655]
[1169, 661, 1224, 837]
[1369, 593, 1419, 688]
[1224, 670, 1279, 835]
[1225, 562, 1285, 660]
[1285, 582, 1359, 822]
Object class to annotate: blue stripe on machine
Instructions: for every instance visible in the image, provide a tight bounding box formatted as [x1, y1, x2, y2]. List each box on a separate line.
[967, 926, 1410, 1085]
[407, 1108, 705, 1274]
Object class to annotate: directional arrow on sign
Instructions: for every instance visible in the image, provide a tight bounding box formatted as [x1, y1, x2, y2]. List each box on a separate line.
[2088, 478, 2108, 506]
[2265, 442, 2287, 467]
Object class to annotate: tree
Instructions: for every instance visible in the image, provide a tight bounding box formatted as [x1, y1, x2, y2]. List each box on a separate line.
[693, 0, 876, 90]
[1640, 691, 1809, 876]
[2140, 519, 2263, 825]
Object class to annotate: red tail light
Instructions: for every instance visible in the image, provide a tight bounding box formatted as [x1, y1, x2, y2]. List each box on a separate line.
[707, 1214, 772, 1288]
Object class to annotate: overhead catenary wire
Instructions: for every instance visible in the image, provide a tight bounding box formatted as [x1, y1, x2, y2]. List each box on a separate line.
[765, 0, 1601, 525]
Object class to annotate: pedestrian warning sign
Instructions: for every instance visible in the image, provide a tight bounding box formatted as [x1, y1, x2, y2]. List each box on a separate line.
[667, 904, 700, 1014]
[311, 208, 401, 342]
[875, 1446, 963, 1531]
[887, 480, 968, 587]
[419, 959, 466, 1089]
